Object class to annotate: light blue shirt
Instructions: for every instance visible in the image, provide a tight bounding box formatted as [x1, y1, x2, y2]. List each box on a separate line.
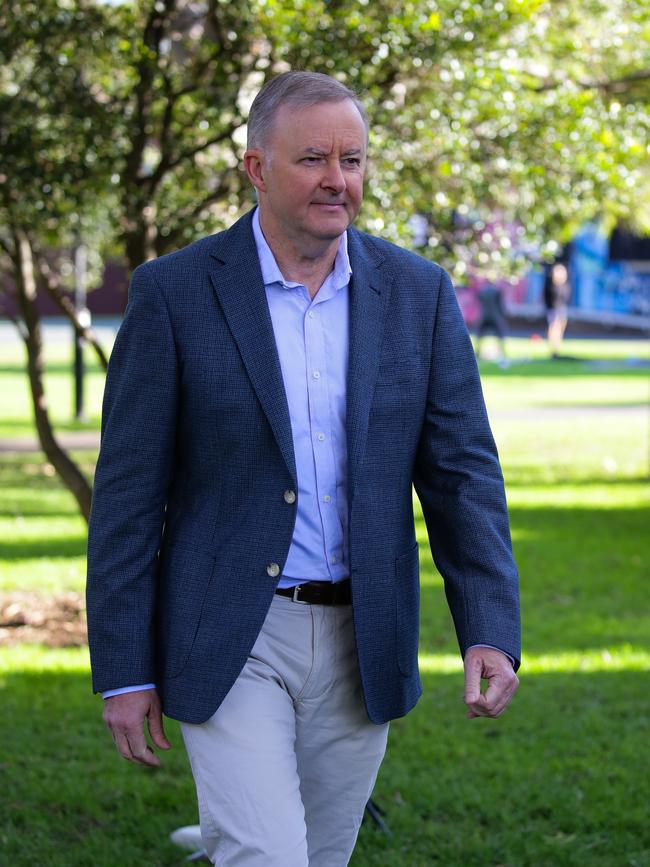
[252, 208, 351, 588]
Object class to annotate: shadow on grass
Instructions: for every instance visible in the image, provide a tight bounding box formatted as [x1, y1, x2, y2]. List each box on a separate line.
[478, 361, 650, 379]
[0, 362, 106, 376]
[503, 474, 650, 488]
[0, 419, 101, 435]
[490, 403, 650, 414]
[534, 401, 649, 411]
[0, 499, 81, 519]
[506, 474, 650, 490]
[0, 535, 87, 560]
[1, 454, 97, 474]
[1, 664, 648, 867]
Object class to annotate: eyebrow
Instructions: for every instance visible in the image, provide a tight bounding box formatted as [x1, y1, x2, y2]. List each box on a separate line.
[300, 147, 364, 156]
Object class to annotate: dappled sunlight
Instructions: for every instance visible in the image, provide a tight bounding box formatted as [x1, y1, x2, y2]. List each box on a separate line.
[0, 558, 86, 594]
[508, 526, 541, 542]
[419, 645, 650, 675]
[5, 644, 646, 681]
[506, 485, 648, 507]
[0, 644, 90, 677]
[419, 571, 443, 588]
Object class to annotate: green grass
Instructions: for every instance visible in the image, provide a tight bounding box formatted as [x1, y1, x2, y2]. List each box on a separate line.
[1, 336, 649, 866]
[0, 363, 105, 439]
[0, 452, 93, 593]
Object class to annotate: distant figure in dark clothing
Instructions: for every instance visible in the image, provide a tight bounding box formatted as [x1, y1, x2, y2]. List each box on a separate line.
[543, 262, 570, 357]
[475, 282, 507, 361]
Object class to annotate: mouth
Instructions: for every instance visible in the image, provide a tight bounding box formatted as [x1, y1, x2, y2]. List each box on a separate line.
[312, 202, 346, 210]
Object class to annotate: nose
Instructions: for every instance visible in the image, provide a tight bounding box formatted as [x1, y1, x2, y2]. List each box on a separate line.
[321, 159, 346, 194]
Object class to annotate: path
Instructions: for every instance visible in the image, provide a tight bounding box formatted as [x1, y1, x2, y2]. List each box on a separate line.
[0, 403, 646, 454]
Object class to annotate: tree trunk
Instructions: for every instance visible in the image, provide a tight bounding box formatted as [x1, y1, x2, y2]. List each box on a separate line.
[11, 228, 93, 522]
[122, 187, 158, 272]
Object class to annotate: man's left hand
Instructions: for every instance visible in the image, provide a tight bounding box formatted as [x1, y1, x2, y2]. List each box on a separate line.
[463, 646, 519, 719]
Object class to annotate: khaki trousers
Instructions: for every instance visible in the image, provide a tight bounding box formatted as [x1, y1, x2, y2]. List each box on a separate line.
[180, 592, 389, 866]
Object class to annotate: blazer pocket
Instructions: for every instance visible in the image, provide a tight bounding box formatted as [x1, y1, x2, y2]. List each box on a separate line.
[157, 544, 217, 679]
[376, 353, 423, 386]
[395, 542, 420, 677]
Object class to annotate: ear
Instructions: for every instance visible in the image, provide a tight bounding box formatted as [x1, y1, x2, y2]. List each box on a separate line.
[244, 149, 268, 194]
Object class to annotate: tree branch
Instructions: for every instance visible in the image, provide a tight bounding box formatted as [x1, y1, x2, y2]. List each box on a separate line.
[36, 257, 109, 371]
[534, 67, 650, 93]
[0, 235, 14, 258]
[124, 0, 177, 183]
[155, 71, 177, 175]
[0, 301, 27, 342]
[205, 0, 228, 50]
[156, 180, 233, 253]
[148, 124, 240, 188]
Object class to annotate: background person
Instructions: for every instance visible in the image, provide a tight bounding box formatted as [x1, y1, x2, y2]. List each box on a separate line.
[475, 278, 508, 363]
[543, 260, 571, 357]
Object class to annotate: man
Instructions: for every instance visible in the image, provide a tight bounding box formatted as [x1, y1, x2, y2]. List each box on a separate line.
[86, 71, 520, 867]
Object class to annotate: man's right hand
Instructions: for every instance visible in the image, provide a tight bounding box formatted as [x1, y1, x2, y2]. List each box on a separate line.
[102, 688, 171, 767]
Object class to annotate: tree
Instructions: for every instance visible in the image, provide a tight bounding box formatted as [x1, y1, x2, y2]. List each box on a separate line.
[0, 0, 120, 520]
[2, 0, 649, 519]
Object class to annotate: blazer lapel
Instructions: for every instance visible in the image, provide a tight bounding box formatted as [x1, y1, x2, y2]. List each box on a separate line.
[346, 229, 392, 502]
[207, 212, 297, 485]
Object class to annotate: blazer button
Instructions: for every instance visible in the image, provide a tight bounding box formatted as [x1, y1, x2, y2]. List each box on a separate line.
[283, 489, 296, 504]
[266, 562, 280, 577]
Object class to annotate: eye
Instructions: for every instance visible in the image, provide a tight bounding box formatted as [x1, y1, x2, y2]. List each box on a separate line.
[302, 156, 324, 164]
[343, 157, 362, 167]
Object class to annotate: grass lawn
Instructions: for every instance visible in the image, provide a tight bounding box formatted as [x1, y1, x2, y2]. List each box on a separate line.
[1, 335, 649, 866]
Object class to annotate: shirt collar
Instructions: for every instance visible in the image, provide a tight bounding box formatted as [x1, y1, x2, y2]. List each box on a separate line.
[252, 207, 352, 293]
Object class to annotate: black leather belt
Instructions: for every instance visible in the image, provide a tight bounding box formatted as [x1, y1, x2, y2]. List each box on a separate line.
[275, 579, 352, 605]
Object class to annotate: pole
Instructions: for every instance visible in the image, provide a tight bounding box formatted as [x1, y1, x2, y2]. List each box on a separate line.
[73, 240, 89, 420]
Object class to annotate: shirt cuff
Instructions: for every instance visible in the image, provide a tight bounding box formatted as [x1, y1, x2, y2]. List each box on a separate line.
[467, 644, 515, 668]
[102, 683, 156, 699]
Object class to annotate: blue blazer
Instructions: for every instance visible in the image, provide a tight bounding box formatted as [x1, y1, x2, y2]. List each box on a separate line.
[86, 210, 520, 725]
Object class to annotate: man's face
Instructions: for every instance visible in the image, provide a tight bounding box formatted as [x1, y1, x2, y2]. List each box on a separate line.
[246, 99, 367, 253]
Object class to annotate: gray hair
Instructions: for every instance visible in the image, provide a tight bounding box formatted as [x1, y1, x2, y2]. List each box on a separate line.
[246, 71, 369, 151]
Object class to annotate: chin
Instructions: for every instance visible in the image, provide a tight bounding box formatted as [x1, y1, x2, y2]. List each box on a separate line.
[310, 216, 352, 238]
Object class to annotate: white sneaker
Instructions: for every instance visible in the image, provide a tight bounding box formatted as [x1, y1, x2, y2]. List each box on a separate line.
[170, 825, 204, 850]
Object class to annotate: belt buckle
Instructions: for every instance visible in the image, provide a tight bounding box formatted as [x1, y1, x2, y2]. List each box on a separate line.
[292, 584, 310, 605]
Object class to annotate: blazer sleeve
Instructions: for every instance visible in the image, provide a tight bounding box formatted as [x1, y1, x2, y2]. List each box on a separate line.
[86, 265, 179, 693]
[413, 269, 521, 668]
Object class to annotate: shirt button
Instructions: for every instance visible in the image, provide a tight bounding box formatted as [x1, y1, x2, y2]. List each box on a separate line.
[312, 371, 321, 379]
[266, 562, 280, 578]
[283, 489, 296, 504]
[308, 311, 315, 319]
[331, 556, 338, 564]
[323, 495, 331, 503]
[317, 433, 325, 441]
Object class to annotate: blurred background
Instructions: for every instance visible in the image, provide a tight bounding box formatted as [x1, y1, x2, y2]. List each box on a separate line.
[1, 1, 648, 865]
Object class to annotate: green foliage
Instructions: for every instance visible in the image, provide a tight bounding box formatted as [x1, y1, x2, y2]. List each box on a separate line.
[0, 0, 119, 288]
[0, 1, 116, 225]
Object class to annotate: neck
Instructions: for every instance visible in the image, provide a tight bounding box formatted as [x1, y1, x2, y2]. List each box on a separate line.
[258, 213, 342, 299]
